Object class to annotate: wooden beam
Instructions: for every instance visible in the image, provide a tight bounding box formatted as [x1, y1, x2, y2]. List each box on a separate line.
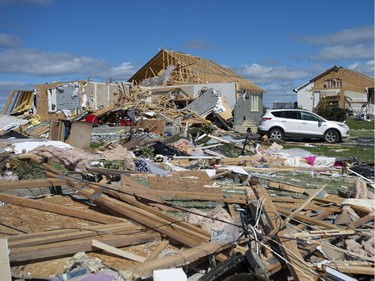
[68, 186, 206, 248]
[0, 178, 66, 191]
[92, 239, 146, 263]
[145, 240, 169, 261]
[9, 233, 158, 263]
[127, 242, 233, 278]
[277, 208, 338, 230]
[8, 222, 141, 248]
[251, 182, 318, 281]
[2, 90, 15, 115]
[347, 212, 375, 229]
[270, 186, 326, 235]
[0, 193, 124, 224]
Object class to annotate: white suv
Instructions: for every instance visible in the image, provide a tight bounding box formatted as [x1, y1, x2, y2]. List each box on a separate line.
[257, 109, 349, 143]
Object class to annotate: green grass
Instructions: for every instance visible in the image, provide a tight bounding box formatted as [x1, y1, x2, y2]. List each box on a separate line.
[345, 119, 374, 130]
[346, 119, 374, 138]
[281, 119, 374, 163]
[282, 143, 374, 163]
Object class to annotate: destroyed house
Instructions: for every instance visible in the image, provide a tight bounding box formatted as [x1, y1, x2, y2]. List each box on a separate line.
[295, 65, 374, 118]
[128, 49, 265, 132]
[2, 80, 124, 122]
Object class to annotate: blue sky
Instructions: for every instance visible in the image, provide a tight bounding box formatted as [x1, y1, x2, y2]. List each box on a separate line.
[0, 0, 374, 112]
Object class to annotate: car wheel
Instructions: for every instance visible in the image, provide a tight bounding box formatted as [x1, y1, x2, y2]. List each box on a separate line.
[324, 129, 340, 143]
[269, 128, 284, 141]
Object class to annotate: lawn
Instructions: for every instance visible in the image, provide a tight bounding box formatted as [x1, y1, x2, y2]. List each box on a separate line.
[345, 119, 374, 138]
[345, 119, 374, 130]
[282, 119, 374, 163]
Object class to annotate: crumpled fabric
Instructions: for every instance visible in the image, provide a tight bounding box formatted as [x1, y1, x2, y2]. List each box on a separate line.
[284, 156, 335, 167]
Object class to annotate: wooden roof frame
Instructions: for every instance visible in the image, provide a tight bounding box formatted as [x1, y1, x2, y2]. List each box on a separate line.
[128, 49, 265, 93]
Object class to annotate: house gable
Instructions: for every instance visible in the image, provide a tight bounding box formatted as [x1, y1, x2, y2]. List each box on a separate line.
[309, 65, 374, 110]
[128, 49, 265, 94]
[311, 66, 374, 94]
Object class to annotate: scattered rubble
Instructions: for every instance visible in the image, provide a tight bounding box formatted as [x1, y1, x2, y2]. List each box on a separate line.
[0, 127, 373, 281]
[0, 69, 373, 280]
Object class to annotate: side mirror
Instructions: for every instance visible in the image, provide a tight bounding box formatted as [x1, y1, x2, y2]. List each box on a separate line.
[318, 120, 322, 127]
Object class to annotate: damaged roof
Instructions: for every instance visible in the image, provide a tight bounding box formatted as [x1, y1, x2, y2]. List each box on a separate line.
[128, 49, 265, 93]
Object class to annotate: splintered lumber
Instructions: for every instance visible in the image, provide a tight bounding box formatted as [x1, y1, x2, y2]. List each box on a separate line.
[99, 187, 211, 240]
[294, 211, 335, 231]
[267, 180, 343, 205]
[0, 178, 66, 191]
[294, 229, 356, 239]
[67, 186, 207, 248]
[10, 232, 159, 263]
[277, 208, 338, 230]
[65, 179, 211, 241]
[92, 239, 146, 263]
[321, 263, 375, 276]
[8, 222, 142, 248]
[153, 189, 246, 204]
[347, 212, 375, 229]
[145, 240, 169, 261]
[251, 181, 319, 281]
[270, 186, 326, 235]
[126, 242, 233, 278]
[0, 193, 124, 224]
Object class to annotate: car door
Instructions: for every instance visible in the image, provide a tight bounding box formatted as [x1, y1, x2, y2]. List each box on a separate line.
[282, 111, 302, 136]
[298, 111, 325, 137]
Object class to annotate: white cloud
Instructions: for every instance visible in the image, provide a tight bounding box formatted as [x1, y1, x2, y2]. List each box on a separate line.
[0, 33, 21, 48]
[348, 60, 375, 77]
[105, 62, 138, 81]
[317, 44, 374, 60]
[0, 48, 111, 76]
[295, 25, 374, 62]
[0, 48, 138, 81]
[297, 25, 374, 46]
[235, 63, 312, 84]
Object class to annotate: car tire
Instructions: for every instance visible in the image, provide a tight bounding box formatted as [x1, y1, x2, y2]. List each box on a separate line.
[268, 128, 284, 141]
[324, 129, 340, 143]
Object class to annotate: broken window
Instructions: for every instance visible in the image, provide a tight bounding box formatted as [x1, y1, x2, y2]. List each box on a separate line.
[323, 78, 342, 88]
[47, 83, 80, 113]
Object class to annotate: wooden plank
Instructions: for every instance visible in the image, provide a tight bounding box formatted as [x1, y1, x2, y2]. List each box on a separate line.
[69, 186, 206, 248]
[2, 90, 15, 115]
[145, 240, 169, 261]
[270, 186, 326, 235]
[323, 264, 375, 276]
[97, 186, 212, 240]
[8, 222, 141, 248]
[277, 208, 338, 230]
[347, 212, 375, 229]
[0, 178, 66, 192]
[0, 193, 124, 224]
[127, 242, 233, 278]
[251, 182, 318, 281]
[92, 239, 146, 263]
[9, 233, 158, 263]
[295, 211, 335, 231]
[226, 203, 238, 222]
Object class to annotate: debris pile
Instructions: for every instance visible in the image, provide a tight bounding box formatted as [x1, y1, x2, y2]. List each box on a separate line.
[0, 133, 373, 281]
[0, 63, 373, 280]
